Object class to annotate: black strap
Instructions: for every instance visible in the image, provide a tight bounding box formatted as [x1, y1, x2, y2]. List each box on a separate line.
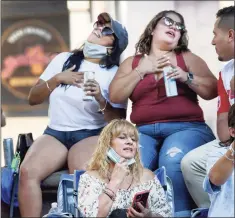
[10, 172, 19, 218]
[162, 185, 167, 191]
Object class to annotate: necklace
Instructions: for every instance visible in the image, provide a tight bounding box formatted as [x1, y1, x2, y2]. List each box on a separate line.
[107, 170, 134, 190]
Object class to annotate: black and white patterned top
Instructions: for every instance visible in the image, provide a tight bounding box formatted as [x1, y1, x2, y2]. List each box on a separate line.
[77, 173, 172, 217]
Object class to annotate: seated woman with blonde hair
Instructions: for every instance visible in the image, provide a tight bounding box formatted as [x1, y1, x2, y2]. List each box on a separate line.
[77, 119, 172, 217]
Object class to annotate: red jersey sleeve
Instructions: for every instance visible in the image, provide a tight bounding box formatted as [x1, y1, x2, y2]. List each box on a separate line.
[217, 72, 230, 114]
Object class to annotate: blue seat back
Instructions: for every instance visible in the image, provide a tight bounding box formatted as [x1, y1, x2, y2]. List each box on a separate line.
[57, 171, 85, 217]
[57, 174, 74, 214]
[73, 170, 85, 217]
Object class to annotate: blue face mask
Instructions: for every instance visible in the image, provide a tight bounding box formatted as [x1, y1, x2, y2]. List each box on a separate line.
[83, 41, 112, 59]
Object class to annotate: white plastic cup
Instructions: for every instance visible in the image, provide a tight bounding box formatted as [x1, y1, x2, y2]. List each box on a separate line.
[82, 71, 95, 101]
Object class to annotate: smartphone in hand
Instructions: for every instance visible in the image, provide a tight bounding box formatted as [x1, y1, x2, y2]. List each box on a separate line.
[132, 190, 150, 212]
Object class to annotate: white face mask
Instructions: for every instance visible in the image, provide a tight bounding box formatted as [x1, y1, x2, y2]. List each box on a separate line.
[83, 41, 112, 59]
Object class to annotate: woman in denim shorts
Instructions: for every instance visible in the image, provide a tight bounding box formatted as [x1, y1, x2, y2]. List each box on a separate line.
[18, 13, 128, 217]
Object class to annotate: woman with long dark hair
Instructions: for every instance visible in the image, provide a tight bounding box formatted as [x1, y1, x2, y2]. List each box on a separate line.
[18, 13, 128, 217]
[109, 10, 217, 216]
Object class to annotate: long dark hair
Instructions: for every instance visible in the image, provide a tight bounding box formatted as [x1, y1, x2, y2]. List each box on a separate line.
[220, 104, 235, 146]
[61, 35, 120, 87]
[227, 104, 235, 144]
[135, 10, 189, 55]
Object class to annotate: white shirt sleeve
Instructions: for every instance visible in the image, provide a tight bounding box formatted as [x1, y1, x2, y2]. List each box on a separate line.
[203, 148, 226, 195]
[102, 88, 128, 109]
[40, 52, 71, 81]
[101, 66, 128, 109]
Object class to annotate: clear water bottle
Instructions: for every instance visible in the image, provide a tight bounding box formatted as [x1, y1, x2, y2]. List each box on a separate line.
[163, 66, 178, 97]
[3, 138, 14, 168]
[49, 202, 58, 214]
[82, 71, 95, 101]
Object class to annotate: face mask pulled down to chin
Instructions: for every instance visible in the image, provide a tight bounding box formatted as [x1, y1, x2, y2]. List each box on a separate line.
[83, 41, 112, 59]
[107, 147, 136, 166]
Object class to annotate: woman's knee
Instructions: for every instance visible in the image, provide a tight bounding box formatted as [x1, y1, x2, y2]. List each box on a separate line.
[19, 161, 39, 184]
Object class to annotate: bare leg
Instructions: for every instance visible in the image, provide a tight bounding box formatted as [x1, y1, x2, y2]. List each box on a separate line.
[18, 135, 68, 217]
[68, 136, 99, 173]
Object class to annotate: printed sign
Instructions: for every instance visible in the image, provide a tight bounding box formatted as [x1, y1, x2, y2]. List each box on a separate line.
[1, 19, 69, 116]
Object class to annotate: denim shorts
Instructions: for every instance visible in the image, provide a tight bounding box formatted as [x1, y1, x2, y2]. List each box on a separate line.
[43, 126, 103, 150]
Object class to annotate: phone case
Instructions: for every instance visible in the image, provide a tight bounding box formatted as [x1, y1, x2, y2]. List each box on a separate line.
[132, 190, 150, 212]
[107, 148, 136, 165]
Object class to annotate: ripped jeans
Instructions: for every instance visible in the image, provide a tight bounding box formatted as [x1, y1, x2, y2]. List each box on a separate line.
[137, 121, 215, 217]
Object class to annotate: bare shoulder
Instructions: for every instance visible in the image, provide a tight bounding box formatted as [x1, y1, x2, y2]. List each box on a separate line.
[140, 168, 155, 183]
[116, 56, 136, 76]
[182, 51, 212, 75]
[121, 56, 135, 65]
[182, 51, 205, 63]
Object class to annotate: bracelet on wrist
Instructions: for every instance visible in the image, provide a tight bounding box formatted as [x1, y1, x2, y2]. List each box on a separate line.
[98, 100, 107, 114]
[45, 81, 52, 92]
[229, 143, 235, 157]
[105, 187, 116, 196]
[103, 188, 115, 201]
[224, 153, 234, 163]
[135, 67, 144, 80]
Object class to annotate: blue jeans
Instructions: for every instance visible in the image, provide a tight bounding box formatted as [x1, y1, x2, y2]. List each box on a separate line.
[43, 126, 103, 150]
[137, 122, 215, 217]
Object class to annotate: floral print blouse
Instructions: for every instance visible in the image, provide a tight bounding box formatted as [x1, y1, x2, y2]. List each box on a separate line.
[77, 173, 172, 217]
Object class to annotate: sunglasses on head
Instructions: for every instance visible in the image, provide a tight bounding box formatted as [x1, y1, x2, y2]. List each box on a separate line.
[162, 16, 185, 31]
[93, 21, 114, 36]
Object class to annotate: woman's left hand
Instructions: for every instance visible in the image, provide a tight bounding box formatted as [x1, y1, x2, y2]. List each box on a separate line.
[83, 79, 103, 102]
[127, 202, 152, 217]
[167, 66, 188, 83]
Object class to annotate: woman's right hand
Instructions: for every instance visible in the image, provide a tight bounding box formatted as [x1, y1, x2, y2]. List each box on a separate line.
[110, 158, 130, 186]
[137, 54, 170, 77]
[55, 65, 84, 87]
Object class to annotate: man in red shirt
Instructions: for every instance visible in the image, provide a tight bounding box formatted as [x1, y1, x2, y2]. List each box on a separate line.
[181, 5, 234, 208]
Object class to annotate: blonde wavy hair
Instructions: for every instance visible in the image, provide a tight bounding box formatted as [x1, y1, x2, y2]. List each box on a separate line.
[87, 119, 143, 181]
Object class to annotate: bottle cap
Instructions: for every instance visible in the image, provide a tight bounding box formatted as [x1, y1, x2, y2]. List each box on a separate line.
[51, 202, 57, 208]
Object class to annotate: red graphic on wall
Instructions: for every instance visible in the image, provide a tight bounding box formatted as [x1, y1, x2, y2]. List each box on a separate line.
[1, 20, 68, 101]
[2, 45, 56, 79]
